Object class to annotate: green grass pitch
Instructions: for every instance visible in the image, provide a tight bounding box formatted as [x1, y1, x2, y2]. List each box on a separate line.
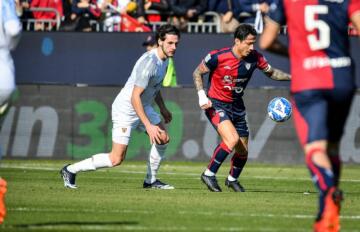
[0, 160, 359, 231]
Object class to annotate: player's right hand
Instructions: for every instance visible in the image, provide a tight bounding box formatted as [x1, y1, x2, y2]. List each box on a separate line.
[198, 90, 212, 109]
[146, 124, 163, 144]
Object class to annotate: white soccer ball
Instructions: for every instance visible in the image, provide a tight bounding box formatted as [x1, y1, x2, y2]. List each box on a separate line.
[267, 97, 292, 122]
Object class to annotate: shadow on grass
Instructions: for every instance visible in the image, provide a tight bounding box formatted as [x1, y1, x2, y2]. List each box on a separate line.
[13, 221, 138, 228]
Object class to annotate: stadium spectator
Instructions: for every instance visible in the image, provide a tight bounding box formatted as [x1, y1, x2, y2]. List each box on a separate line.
[71, 0, 101, 31]
[14, 0, 24, 17]
[259, 1, 360, 231]
[238, 0, 272, 33]
[97, 0, 137, 32]
[193, 24, 290, 192]
[137, 0, 170, 24]
[30, 0, 64, 30]
[62, 0, 73, 24]
[207, 0, 241, 33]
[142, 34, 158, 50]
[168, 0, 207, 31]
[60, 24, 180, 190]
[0, 0, 22, 224]
[142, 34, 178, 87]
[17, 0, 32, 21]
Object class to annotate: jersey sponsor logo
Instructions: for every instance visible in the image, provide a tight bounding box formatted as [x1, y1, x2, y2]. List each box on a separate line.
[303, 56, 351, 70]
[224, 65, 231, 70]
[222, 75, 247, 94]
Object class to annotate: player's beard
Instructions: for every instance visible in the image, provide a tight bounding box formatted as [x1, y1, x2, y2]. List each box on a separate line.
[161, 44, 173, 58]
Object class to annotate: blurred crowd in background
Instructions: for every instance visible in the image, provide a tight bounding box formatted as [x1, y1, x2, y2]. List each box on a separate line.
[14, 0, 358, 34]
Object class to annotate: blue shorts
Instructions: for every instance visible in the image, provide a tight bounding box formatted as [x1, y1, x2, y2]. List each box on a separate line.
[292, 89, 355, 145]
[205, 98, 249, 137]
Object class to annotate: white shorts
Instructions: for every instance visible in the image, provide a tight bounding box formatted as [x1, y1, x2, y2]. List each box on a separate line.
[111, 105, 161, 145]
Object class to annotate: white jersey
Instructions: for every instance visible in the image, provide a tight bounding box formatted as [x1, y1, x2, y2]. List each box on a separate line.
[0, 0, 21, 50]
[112, 49, 168, 116]
[0, 0, 22, 106]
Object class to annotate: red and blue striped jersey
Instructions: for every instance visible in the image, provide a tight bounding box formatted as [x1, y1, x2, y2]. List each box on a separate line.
[269, 0, 360, 93]
[203, 47, 269, 103]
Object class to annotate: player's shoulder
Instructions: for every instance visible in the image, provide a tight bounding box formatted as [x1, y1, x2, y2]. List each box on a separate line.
[136, 50, 159, 71]
[208, 47, 232, 56]
[141, 50, 159, 64]
[245, 50, 265, 62]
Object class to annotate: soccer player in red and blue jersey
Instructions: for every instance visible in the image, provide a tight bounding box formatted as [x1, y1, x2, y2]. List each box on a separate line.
[193, 24, 291, 193]
[259, 0, 360, 231]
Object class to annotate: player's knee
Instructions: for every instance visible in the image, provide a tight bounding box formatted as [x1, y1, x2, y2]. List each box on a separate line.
[109, 151, 126, 166]
[224, 135, 240, 150]
[158, 132, 170, 145]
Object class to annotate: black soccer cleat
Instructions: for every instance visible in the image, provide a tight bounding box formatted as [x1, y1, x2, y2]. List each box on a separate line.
[225, 179, 245, 192]
[60, 164, 77, 189]
[201, 173, 222, 192]
[143, 179, 175, 190]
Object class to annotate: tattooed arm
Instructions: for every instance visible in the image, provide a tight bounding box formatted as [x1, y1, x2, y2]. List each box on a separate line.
[262, 64, 291, 81]
[193, 61, 212, 109]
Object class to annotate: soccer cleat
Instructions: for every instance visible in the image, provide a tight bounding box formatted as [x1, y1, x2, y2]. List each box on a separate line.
[60, 165, 77, 189]
[143, 179, 175, 190]
[201, 173, 222, 192]
[0, 178, 7, 224]
[0, 102, 9, 116]
[225, 179, 245, 192]
[313, 187, 343, 232]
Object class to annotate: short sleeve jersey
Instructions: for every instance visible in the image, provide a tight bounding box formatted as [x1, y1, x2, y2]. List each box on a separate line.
[203, 47, 269, 103]
[269, 0, 360, 92]
[112, 49, 168, 115]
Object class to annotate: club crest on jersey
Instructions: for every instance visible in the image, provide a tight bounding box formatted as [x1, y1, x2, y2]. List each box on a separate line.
[245, 63, 251, 70]
[223, 75, 233, 84]
[122, 128, 127, 133]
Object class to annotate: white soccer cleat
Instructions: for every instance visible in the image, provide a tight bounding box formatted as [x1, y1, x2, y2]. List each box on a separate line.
[143, 179, 175, 190]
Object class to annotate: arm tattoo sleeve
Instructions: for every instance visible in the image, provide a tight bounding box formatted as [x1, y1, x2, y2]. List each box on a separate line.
[193, 62, 209, 91]
[262, 65, 291, 81]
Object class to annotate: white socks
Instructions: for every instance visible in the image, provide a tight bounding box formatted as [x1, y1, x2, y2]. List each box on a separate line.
[67, 153, 113, 174]
[145, 143, 168, 184]
[227, 175, 236, 181]
[204, 169, 215, 177]
[204, 170, 237, 181]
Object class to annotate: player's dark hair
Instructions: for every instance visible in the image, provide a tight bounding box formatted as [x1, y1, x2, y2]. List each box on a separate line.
[155, 24, 180, 44]
[234, 24, 257, 41]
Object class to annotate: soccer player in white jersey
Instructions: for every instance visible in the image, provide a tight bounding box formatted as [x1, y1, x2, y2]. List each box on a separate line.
[0, 0, 22, 224]
[61, 24, 180, 189]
